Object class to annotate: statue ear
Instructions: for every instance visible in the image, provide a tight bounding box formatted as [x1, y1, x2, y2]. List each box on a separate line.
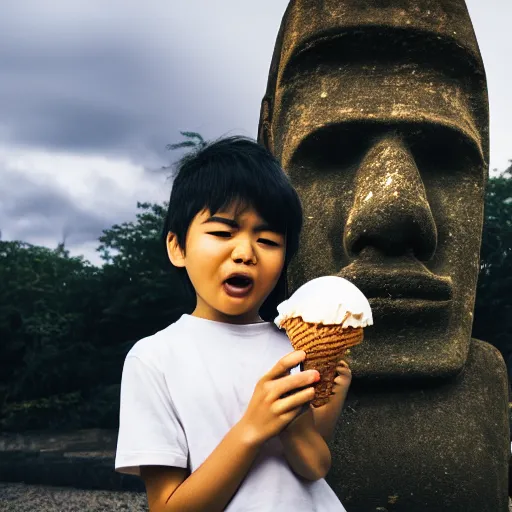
[258, 97, 274, 154]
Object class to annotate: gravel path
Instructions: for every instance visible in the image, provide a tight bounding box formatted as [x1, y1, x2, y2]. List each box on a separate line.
[1, 482, 511, 511]
[0, 483, 148, 512]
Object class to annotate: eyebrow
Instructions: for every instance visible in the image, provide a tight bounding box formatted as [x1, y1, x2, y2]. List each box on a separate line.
[203, 216, 277, 233]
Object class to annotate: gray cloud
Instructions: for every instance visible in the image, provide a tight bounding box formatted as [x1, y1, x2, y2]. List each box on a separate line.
[0, 167, 124, 246]
[0, 41, 175, 164]
[0, 1, 291, 164]
[0, 0, 509, 264]
[0, 1, 508, 164]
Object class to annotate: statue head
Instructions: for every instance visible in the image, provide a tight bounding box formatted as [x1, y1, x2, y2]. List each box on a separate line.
[259, 0, 489, 380]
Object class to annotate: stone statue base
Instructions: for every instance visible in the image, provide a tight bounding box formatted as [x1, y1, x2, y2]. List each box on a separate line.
[329, 340, 509, 511]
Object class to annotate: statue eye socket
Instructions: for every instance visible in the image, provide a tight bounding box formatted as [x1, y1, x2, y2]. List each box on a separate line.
[408, 127, 479, 175]
[296, 125, 373, 170]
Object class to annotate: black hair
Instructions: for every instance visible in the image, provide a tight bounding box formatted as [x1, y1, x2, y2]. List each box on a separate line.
[162, 135, 303, 320]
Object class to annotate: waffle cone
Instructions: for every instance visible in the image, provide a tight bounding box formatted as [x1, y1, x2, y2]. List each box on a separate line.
[281, 316, 363, 407]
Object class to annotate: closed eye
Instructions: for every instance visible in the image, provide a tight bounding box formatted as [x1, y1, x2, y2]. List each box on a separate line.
[259, 238, 280, 246]
[208, 231, 231, 238]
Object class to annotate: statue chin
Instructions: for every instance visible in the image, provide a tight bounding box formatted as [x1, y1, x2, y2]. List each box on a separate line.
[341, 256, 468, 380]
[346, 310, 468, 380]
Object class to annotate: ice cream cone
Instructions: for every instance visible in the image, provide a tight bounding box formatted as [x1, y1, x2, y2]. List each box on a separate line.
[281, 316, 363, 407]
[275, 276, 372, 406]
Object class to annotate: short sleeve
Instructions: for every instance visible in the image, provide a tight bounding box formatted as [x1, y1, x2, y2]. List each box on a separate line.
[115, 355, 188, 475]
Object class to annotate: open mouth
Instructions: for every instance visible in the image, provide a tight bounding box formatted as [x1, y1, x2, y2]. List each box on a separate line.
[223, 274, 254, 297]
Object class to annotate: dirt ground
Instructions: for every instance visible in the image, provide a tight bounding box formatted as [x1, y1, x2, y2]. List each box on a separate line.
[0, 483, 148, 512]
[1, 482, 511, 511]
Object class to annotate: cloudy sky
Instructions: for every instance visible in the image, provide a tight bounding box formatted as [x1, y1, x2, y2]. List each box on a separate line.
[1, 1, 510, 267]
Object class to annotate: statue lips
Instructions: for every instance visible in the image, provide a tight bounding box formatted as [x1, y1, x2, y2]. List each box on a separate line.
[337, 260, 453, 317]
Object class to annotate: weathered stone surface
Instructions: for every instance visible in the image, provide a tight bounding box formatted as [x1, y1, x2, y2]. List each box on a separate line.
[259, 0, 509, 509]
[328, 340, 509, 511]
[259, 0, 489, 380]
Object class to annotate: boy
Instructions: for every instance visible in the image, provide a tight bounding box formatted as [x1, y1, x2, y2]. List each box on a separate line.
[115, 137, 352, 511]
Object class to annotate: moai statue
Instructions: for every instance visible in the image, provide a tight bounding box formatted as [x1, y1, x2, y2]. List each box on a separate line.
[258, 1, 510, 510]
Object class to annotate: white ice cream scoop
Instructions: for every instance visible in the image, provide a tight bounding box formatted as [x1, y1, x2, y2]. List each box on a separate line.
[274, 275, 373, 329]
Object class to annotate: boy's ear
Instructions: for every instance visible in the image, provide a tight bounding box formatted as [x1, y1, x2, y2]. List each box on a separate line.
[166, 232, 186, 267]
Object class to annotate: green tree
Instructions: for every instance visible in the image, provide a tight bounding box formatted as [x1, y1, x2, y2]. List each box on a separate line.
[0, 241, 99, 405]
[0, 134, 204, 430]
[95, 201, 194, 348]
[0, 203, 194, 431]
[473, 163, 512, 375]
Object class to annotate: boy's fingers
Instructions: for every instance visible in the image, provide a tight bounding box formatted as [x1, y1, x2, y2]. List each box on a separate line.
[337, 361, 351, 373]
[273, 370, 319, 399]
[265, 350, 306, 381]
[336, 368, 352, 378]
[276, 386, 315, 414]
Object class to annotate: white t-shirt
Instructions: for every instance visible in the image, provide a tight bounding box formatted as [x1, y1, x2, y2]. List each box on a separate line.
[115, 314, 346, 512]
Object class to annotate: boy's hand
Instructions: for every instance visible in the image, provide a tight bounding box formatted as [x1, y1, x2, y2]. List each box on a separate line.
[238, 350, 320, 447]
[333, 359, 352, 395]
[311, 357, 352, 444]
[285, 358, 352, 434]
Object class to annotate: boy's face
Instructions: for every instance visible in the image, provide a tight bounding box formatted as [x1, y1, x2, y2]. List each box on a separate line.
[167, 203, 286, 324]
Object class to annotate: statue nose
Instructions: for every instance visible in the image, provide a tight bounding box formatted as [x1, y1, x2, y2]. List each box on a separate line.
[344, 135, 437, 260]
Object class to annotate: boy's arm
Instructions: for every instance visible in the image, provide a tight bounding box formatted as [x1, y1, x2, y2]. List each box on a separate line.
[312, 360, 352, 443]
[279, 406, 332, 480]
[279, 360, 351, 480]
[141, 420, 260, 512]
